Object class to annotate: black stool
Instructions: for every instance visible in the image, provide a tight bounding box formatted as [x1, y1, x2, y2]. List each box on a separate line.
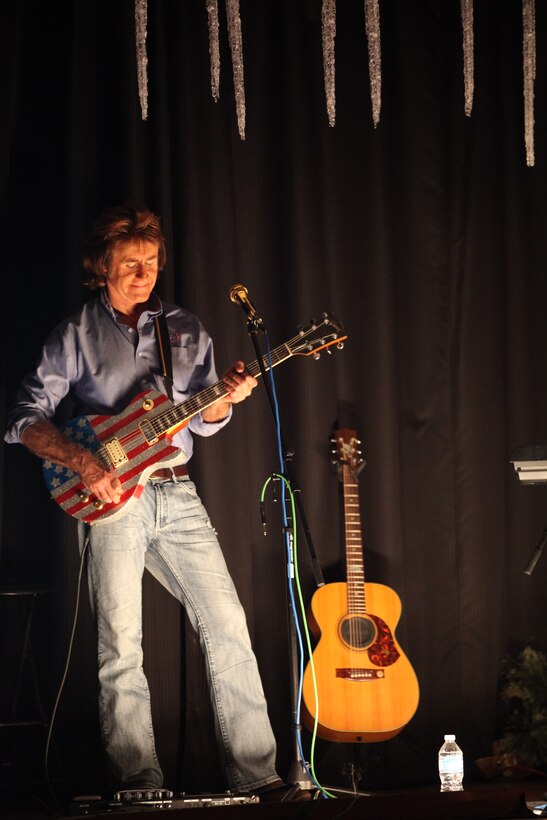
[0, 584, 52, 783]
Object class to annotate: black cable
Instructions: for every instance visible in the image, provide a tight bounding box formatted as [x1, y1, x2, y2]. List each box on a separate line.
[43, 529, 90, 812]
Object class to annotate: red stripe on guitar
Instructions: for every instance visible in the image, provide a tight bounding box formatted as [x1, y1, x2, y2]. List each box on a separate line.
[66, 475, 148, 523]
[61, 446, 179, 519]
[91, 406, 149, 441]
[63, 487, 135, 519]
[90, 392, 171, 439]
[54, 439, 177, 511]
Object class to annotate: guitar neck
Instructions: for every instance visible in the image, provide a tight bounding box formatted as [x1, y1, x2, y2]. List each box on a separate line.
[342, 463, 366, 614]
[154, 341, 292, 437]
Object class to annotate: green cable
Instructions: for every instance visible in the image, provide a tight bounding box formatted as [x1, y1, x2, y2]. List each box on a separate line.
[260, 474, 336, 800]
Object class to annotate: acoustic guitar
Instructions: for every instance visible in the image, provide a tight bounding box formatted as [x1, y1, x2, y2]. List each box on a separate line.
[42, 315, 346, 525]
[302, 428, 419, 742]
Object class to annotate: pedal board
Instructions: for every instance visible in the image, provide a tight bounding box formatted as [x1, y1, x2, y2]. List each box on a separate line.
[114, 786, 174, 804]
[71, 790, 260, 814]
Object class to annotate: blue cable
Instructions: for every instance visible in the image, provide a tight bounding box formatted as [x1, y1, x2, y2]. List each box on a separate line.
[261, 333, 328, 796]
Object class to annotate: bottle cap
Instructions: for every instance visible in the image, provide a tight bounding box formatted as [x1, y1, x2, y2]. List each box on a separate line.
[444, 734, 456, 741]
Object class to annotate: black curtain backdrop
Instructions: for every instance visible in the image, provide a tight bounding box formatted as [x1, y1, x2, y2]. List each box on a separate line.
[4, 0, 547, 799]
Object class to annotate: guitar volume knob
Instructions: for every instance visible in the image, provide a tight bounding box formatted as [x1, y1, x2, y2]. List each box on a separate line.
[79, 490, 90, 503]
[93, 500, 105, 510]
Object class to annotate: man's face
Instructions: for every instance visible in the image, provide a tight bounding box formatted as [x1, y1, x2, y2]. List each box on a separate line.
[105, 239, 160, 314]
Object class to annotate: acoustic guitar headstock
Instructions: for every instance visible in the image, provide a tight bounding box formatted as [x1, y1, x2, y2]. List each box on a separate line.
[331, 428, 366, 478]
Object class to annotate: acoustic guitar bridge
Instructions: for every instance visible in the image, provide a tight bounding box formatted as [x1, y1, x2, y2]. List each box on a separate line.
[336, 668, 385, 680]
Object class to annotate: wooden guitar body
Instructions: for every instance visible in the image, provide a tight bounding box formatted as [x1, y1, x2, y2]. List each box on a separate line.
[302, 428, 419, 742]
[302, 580, 419, 742]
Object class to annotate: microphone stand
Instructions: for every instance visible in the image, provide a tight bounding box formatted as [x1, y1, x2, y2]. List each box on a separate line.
[243, 314, 323, 791]
[523, 527, 547, 575]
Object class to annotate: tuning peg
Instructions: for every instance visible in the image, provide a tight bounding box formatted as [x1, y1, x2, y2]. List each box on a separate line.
[327, 348, 332, 354]
[337, 341, 345, 350]
[313, 351, 321, 360]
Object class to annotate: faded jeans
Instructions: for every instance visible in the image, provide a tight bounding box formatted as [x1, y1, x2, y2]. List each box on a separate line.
[80, 475, 278, 791]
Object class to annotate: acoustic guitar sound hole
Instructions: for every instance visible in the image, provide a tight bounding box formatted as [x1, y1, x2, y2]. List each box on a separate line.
[339, 615, 376, 649]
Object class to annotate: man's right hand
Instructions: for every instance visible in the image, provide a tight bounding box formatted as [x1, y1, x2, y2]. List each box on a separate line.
[77, 456, 122, 505]
[21, 420, 122, 505]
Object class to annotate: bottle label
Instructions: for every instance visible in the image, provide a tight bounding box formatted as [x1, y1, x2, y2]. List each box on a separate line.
[439, 755, 463, 774]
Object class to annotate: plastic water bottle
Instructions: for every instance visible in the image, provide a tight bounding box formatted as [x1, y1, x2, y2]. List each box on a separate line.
[438, 734, 464, 792]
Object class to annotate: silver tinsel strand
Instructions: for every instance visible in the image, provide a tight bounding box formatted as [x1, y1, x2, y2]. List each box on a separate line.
[523, 0, 536, 167]
[135, 0, 148, 121]
[225, 0, 246, 140]
[460, 0, 474, 117]
[206, 0, 220, 102]
[322, 0, 336, 127]
[364, 0, 381, 127]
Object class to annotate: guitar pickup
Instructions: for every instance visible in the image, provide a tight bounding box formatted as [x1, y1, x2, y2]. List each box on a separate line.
[140, 418, 159, 445]
[103, 438, 128, 467]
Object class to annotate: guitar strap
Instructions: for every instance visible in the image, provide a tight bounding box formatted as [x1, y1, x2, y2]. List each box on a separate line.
[154, 311, 174, 401]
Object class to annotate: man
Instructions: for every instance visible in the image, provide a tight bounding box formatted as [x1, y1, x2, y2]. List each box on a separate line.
[4, 205, 293, 800]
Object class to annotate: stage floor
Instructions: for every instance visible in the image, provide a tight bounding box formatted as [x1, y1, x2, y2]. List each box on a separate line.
[2, 779, 546, 820]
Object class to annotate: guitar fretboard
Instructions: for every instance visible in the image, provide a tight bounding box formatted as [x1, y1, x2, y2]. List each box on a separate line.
[147, 342, 293, 438]
[342, 463, 366, 614]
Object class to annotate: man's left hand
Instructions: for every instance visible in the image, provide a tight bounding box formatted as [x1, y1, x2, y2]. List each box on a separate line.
[201, 361, 257, 423]
[222, 360, 257, 404]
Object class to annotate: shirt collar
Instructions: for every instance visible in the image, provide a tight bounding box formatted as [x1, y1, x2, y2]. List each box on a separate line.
[100, 288, 163, 326]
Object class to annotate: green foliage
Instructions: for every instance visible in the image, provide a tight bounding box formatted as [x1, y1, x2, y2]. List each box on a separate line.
[498, 645, 547, 771]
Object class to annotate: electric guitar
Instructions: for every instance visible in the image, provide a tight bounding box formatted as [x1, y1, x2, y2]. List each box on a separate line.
[302, 428, 419, 742]
[42, 315, 346, 525]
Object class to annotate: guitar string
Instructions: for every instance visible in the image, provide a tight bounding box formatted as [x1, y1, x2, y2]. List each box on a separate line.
[345, 460, 365, 677]
[345, 466, 359, 677]
[101, 324, 340, 453]
[109, 339, 295, 451]
[345, 463, 358, 677]
[89, 322, 341, 494]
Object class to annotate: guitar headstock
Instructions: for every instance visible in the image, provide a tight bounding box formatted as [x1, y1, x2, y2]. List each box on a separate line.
[287, 314, 347, 359]
[331, 428, 366, 477]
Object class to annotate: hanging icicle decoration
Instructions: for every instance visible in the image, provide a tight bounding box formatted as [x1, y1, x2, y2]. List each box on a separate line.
[135, 0, 148, 121]
[460, 0, 474, 117]
[206, 0, 221, 102]
[522, 0, 536, 167]
[225, 0, 246, 140]
[364, 0, 381, 127]
[322, 0, 336, 127]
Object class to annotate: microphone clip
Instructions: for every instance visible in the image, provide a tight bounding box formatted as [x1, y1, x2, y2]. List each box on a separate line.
[229, 284, 265, 330]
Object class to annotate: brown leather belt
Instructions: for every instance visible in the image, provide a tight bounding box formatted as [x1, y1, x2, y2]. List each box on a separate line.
[149, 465, 189, 480]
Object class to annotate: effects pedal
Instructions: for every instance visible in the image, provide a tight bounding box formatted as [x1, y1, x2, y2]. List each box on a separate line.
[71, 789, 260, 813]
[114, 786, 174, 806]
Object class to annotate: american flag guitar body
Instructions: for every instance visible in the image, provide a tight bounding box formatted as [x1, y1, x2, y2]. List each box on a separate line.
[42, 315, 346, 525]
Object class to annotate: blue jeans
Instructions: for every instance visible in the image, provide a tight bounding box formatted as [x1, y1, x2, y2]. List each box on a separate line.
[81, 476, 279, 791]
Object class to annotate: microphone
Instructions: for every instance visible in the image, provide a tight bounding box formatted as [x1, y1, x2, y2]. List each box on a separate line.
[229, 284, 264, 327]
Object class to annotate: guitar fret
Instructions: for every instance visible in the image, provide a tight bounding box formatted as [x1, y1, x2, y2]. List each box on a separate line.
[156, 342, 297, 436]
[339, 453, 366, 615]
[153, 320, 342, 437]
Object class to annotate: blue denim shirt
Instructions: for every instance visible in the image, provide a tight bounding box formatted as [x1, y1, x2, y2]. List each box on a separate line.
[4, 289, 231, 459]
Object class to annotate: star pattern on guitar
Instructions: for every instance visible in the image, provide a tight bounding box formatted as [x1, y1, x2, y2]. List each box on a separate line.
[43, 416, 101, 490]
